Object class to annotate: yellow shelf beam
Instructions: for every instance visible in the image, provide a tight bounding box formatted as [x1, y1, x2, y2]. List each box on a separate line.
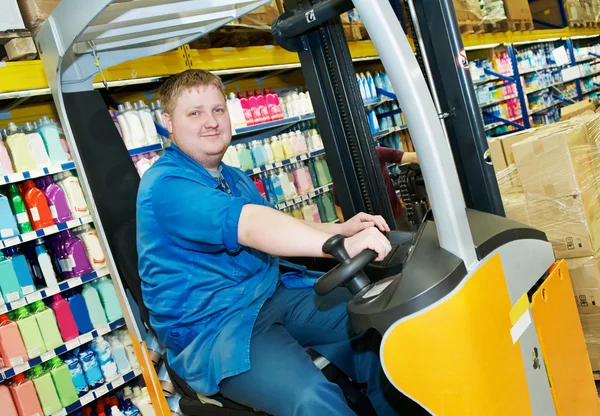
[462, 27, 600, 48]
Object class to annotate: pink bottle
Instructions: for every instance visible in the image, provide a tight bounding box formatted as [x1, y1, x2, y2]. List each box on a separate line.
[0, 384, 18, 416]
[238, 92, 254, 126]
[51, 294, 79, 340]
[247, 91, 263, 124]
[9, 373, 43, 416]
[0, 141, 14, 175]
[303, 164, 315, 191]
[0, 314, 28, 369]
[292, 163, 310, 194]
[254, 89, 271, 123]
[265, 88, 284, 120]
[310, 202, 321, 222]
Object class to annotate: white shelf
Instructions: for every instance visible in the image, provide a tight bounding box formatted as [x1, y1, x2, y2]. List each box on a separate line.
[0, 317, 125, 382]
[245, 149, 325, 175]
[0, 215, 93, 249]
[373, 125, 408, 140]
[519, 63, 560, 75]
[529, 102, 559, 114]
[276, 183, 333, 210]
[479, 94, 518, 107]
[484, 115, 523, 131]
[0, 162, 75, 186]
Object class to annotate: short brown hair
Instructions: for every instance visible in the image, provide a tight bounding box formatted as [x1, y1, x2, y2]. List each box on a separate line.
[159, 69, 225, 114]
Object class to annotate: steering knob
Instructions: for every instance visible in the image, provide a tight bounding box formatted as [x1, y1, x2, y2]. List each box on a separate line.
[315, 235, 376, 296]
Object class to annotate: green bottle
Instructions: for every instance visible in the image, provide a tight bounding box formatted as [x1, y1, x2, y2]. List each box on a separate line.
[315, 195, 327, 222]
[11, 308, 46, 358]
[322, 193, 337, 222]
[7, 184, 32, 233]
[46, 356, 78, 407]
[306, 160, 319, 188]
[30, 300, 63, 351]
[28, 365, 62, 415]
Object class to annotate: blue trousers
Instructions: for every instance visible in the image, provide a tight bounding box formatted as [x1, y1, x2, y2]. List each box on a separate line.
[219, 282, 409, 415]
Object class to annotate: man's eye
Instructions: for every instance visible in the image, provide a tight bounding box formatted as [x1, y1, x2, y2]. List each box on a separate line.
[190, 111, 199, 116]
[215, 108, 224, 114]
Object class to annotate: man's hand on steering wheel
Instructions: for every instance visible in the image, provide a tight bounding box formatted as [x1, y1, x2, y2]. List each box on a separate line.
[341, 212, 390, 237]
[343, 227, 391, 262]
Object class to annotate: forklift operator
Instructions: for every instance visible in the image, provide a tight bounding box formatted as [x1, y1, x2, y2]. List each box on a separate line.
[136, 69, 405, 415]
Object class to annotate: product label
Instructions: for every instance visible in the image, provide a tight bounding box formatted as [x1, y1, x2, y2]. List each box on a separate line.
[79, 333, 93, 344]
[95, 385, 109, 397]
[30, 207, 40, 222]
[53, 409, 67, 416]
[21, 285, 35, 295]
[4, 236, 20, 246]
[26, 291, 42, 303]
[9, 356, 24, 367]
[14, 362, 29, 374]
[66, 339, 80, 350]
[27, 348, 40, 359]
[16, 212, 28, 224]
[10, 298, 26, 308]
[45, 286, 60, 296]
[80, 393, 94, 405]
[6, 292, 20, 302]
[98, 325, 110, 335]
[244, 109, 254, 124]
[112, 376, 125, 388]
[68, 254, 76, 269]
[0, 228, 14, 238]
[50, 205, 58, 219]
[41, 351, 56, 362]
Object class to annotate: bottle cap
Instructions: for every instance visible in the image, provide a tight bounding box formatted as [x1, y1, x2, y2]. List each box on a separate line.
[3, 246, 17, 257]
[132, 386, 142, 397]
[0, 314, 9, 324]
[124, 102, 134, 111]
[12, 373, 26, 384]
[23, 122, 35, 133]
[28, 365, 44, 378]
[30, 300, 46, 313]
[40, 116, 51, 124]
[34, 238, 45, 246]
[137, 100, 148, 109]
[117, 104, 125, 113]
[7, 122, 18, 133]
[110, 405, 123, 416]
[122, 386, 133, 397]
[47, 356, 63, 369]
[155, 99, 162, 107]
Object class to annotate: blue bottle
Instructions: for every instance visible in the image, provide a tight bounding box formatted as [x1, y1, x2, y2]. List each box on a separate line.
[64, 289, 94, 334]
[63, 352, 89, 396]
[90, 336, 118, 380]
[0, 251, 22, 303]
[263, 172, 276, 204]
[123, 399, 140, 416]
[4, 247, 35, 296]
[0, 193, 19, 240]
[77, 345, 104, 388]
[270, 172, 285, 203]
[366, 72, 378, 99]
[391, 102, 403, 127]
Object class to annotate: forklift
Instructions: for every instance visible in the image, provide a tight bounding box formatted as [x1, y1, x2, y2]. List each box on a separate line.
[36, 0, 600, 414]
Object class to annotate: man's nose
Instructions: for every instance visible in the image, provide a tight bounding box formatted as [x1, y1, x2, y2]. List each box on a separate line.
[204, 112, 219, 128]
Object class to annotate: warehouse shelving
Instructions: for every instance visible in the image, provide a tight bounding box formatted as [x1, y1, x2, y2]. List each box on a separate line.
[276, 183, 334, 210]
[0, 215, 93, 249]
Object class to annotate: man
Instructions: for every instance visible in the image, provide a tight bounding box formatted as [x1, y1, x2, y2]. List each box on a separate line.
[137, 69, 401, 415]
[375, 146, 418, 231]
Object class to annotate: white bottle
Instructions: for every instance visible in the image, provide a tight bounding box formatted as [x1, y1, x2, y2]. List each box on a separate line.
[108, 334, 131, 374]
[366, 71, 378, 98]
[357, 74, 367, 100]
[123, 102, 146, 148]
[285, 94, 296, 117]
[133, 156, 153, 177]
[123, 386, 134, 401]
[137, 387, 157, 416]
[75, 224, 106, 270]
[119, 330, 140, 369]
[291, 91, 302, 116]
[35, 238, 59, 287]
[227, 92, 247, 129]
[305, 91, 314, 113]
[360, 73, 372, 100]
[224, 146, 241, 168]
[23, 122, 51, 168]
[298, 92, 309, 115]
[132, 386, 143, 406]
[111, 406, 125, 416]
[117, 104, 134, 149]
[136, 100, 160, 145]
[59, 171, 89, 218]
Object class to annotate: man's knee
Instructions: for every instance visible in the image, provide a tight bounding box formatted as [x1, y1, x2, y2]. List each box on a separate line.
[284, 373, 353, 416]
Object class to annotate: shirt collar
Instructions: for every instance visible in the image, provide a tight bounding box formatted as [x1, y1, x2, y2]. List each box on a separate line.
[165, 144, 240, 189]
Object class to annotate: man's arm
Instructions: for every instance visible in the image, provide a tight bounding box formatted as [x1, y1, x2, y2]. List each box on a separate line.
[375, 146, 418, 165]
[301, 211, 390, 237]
[238, 204, 391, 260]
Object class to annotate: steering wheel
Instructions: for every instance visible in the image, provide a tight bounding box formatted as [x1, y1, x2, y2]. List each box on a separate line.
[314, 234, 377, 296]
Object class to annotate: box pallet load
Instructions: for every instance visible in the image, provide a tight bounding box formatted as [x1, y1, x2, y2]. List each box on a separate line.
[529, 0, 590, 28]
[453, 0, 508, 33]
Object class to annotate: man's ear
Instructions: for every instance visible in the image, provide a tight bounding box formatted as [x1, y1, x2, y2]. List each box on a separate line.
[162, 112, 173, 135]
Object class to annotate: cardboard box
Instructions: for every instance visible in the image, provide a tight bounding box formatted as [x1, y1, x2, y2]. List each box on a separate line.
[512, 125, 592, 198]
[488, 139, 507, 174]
[530, 0, 584, 28]
[501, 190, 532, 226]
[504, 0, 533, 21]
[567, 256, 600, 313]
[499, 130, 534, 165]
[0, 0, 25, 31]
[561, 99, 596, 120]
[527, 193, 600, 258]
[579, 313, 600, 371]
[16, 0, 60, 33]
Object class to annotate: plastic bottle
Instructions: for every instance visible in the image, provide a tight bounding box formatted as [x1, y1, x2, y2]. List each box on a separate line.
[254, 89, 271, 123]
[65, 289, 94, 334]
[247, 91, 263, 124]
[136, 100, 160, 145]
[0, 192, 20, 239]
[111, 405, 125, 416]
[235, 144, 254, 171]
[0, 129, 15, 174]
[123, 398, 140, 416]
[63, 230, 93, 277]
[47, 356, 79, 407]
[107, 335, 130, 374]
[36, 117, 68, 165]
[77, 345, 105, 388]
[294, 130, 308, 155]
[30, 300, 63, 351]
[51, 119, 72, 161]
[0, 252, 22, 303]
[157, 363, 175, 397]
[0, 384, 19, 416]
[47, 233, 71, 279]
[42, 176, 73, 224]
[357, 73, 367, 100]
[51, 293, 79, 341]
[133, 155, 152, 178]
[91, 336, 118, 381]
[253, 176, 266, 199]
[293, 163, 310, 194]
[223, 146, 241, 169]
[270, 136, 285, 161]
[6, 184, 32, 234]
[28, 365, 62, 415]
[280, 133, 295, 159]
[23, 122, 52, 169]
[301, 201, 314, 221]
[122, 102, 146, 148]
[117, 105, 133, 149]
[265, 88, 284, 121]
[4, 247, 35, 296]
[63, 352, 89, 397]
[82, 283, 108, 328]
[262, 139, 274, 164]
[310, 200, 321, 222]
[268, 171, 285, 203]
[57, 171, 89, 218]
[9, 373, 44, 416]
[6, 123, 37, 172]
[237, 92, 254, 126]
[226, 92, 247, 129]
[0, 313, 27, 368]
[75, 224, 106, 271]
[94, 276, 123, 322]
[12, 307, 46, 358]
[144, 332, 164, 366]
[21, 179, 54, 230]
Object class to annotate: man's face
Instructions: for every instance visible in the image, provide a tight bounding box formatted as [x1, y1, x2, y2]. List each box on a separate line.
[163, 84, 232, 166]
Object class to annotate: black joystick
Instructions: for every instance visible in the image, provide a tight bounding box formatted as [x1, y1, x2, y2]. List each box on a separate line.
[314, 235, 377, 296]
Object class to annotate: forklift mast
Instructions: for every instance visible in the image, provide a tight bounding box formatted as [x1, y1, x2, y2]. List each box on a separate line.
[273, 0, 504, 231]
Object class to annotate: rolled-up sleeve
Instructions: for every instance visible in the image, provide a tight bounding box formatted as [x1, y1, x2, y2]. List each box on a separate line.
[151, 176, 250, 253]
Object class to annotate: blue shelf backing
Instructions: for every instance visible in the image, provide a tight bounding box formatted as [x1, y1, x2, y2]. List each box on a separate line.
[245, 149, 326, 176]
[0, 162, 76, 186]
[0, 215, 93, 249]
[128, 143, 163, 156]
[233, 113, 316, 136]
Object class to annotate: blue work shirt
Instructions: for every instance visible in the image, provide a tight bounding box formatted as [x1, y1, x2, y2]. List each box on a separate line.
[137, 144, 322, 395]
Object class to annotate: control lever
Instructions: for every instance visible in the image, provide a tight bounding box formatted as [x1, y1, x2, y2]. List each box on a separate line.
[314, 235, 376, 296]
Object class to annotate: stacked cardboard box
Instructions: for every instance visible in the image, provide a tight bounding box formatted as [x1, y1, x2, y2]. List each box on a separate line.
[494, 112, 600, 370]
